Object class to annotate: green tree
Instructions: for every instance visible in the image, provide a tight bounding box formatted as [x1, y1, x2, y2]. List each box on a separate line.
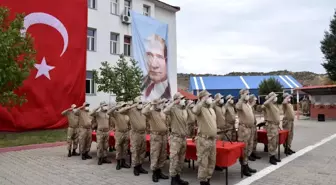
[258, 77, 284, 103]
[321, 10, 336, 82]
[0, 7, 36, 107]
[93, 55, 143, 102]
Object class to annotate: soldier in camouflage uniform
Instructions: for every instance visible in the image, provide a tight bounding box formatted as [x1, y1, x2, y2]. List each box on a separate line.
[282, 93, 296, 155]
[90, 102, 112, 165]
[192, 90, 217, 185]
[142, 99, 169, 183]
[61, 104, 80, 157]
[118, 96, 149, 176]
[163, 92, 189, 185]
[236, 89, 257, 177]
[186, 100, 196, 138]
[224, 95, 237, 141]
[263, 92, 282, 165]
[248, 94, 262, 161]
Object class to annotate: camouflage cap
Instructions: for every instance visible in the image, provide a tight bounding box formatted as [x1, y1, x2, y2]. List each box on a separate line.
[268, 92, 278, 98]
[283, 92, 292, 98]
[249, 94, 257, 101]
[239, 89, 249, 95]
[100, 101, 108, 106]
[198, 90, 211, 99]
[214, 93, 224, 100]
[173, 92, 184, 100]
[225, 94, 234, 100]
[134, 96, 142, 103]
[151, 99, 161, 105]
[117, 101, 127, 107]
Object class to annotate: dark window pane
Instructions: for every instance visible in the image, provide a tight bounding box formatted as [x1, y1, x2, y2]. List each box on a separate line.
[90, 38, 95, 50]
[124, 36, 131, 44]
[87, 29, 95, 37]
[110, 33, 118, 41]
[86, 80, 91, 93]
[87, 38, 90, 50]
[92, 0, 96, 8]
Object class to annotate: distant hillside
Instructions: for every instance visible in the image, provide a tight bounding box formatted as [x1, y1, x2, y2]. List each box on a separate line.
[177, 70, 332, 91]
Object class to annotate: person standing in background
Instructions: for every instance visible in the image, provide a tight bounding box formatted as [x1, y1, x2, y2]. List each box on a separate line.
[282, 93, 296, 155]
[248, 94, 262, 161]
[61, 104, 80, 157]
[224, 95, 237, 141]
[76, 102, 93, 160]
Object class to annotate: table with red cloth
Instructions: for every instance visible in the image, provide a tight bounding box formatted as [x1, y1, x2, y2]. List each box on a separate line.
[257, 129, 289, 159]
[92, 131, 245, 185]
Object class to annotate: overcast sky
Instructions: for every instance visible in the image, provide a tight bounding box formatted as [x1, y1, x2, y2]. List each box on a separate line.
[164, 0, 336, 74]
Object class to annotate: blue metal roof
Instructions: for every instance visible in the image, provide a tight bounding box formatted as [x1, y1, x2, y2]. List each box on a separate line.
[189, 75, 302, 91]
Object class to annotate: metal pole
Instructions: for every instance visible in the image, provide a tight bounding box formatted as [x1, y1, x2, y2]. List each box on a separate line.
[296, 89, 300, 120]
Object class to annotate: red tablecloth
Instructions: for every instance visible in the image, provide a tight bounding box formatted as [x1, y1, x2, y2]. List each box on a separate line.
[257, 129, 289, 144]
[92, 132, 245, 167]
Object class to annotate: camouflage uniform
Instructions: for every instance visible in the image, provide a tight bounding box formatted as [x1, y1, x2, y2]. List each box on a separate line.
[142, 99, 169, 183]
[263, 92, 281, 165]
[213, 93, 227, 141]
[224, 95, 237, 141]
[236, 89, 257, 176]
[76, 105, 93, 160]
[282, 93, 296, 154]
[186, 100, 196, 137]
[163, 92, 189, 185]
[248, 94, 261, 160]
[61, 106, 80, 157]
[192, 90, 217, 183]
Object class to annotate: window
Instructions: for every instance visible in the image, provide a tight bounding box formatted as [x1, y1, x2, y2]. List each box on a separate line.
[86, 71, 95, 94]
[124, 36, 131, 56]
[110, 33, 119, 54]
[143, 5, 150, 16]
[124, 0, 131, 16]
[110, 0, 118, 15]
[87, 28, 96, 51]
[88, 0, 97, 9]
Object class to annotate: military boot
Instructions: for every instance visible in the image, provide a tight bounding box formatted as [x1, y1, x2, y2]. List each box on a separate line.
[176, 174, 189, 185]
[116, 160, 121, 170]
[139, 165, 148, 174]
[121, 159, 130, 168]
[248, 155, 256, 161]
[171, 176, 179, 185]
[200, 181, 208, 185]
[81, 153, 86, 160]
[68, 150, 72, 157]
[288, 148, 296, 154]
[269, 155, 277, 165]
[215, 166, 223, 171]
[152, 170, 159, 182]
[264, 145, 268, 152]
[157, 169, 169, 179]
[250, 152, 261, 159]
[247, 164, 257, 173]
[72, 149, 80, 156]
[98, 158, 103, 165]
[102, 157, 111, 164]
[133, 166, 140, 176]
[242, 165, 251, 176]
[84, 152, 92, 159]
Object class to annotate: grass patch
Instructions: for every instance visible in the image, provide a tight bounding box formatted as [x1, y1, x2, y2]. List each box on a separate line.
[0, 129, 67, 148]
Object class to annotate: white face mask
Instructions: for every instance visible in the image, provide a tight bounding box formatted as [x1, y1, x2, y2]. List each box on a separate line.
[219, 99, 224, 104]
[229, 99, 234, 104]
[84, 107, 89, 111]
[287, 98, 291, 102]
[273, 97, 278, 103]
[206, 97, 213, 105]
[137, 104, 143, 109]
[102, 106, 108, 111]
[179, 99, 186, 106]
[245, 95, 250, 101]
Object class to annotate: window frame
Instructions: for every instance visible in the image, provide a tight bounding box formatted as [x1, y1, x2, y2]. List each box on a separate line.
[86, 78, 95, 95]
[110, 32, 119, 55]
[87, 28, 96, 51]
[88, 0, 97, 9]
[143, 5, 150, 16]
[110, 0, 119, 15]
[124, 36, 131, 56]
[124, 0, 131, 16]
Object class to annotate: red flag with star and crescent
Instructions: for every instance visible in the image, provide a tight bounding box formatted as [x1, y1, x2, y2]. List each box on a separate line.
[0, 0, 87, 131]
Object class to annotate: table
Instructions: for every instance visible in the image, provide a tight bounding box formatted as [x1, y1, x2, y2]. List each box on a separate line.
[92, 132, 245, 185]
[257, 129, 289, 159]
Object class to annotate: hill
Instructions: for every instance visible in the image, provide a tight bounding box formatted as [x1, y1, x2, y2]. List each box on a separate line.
[177, 70, 333, 91]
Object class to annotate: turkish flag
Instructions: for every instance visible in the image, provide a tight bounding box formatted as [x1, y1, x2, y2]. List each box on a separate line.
[0, 0, 87, 131]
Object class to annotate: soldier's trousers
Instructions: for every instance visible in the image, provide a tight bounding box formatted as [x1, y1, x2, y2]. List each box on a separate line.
[237, 125, 253, 165]
[67, 127, 79, 151]
[282, 119, 294, 148]
[96, 130, 109, 158]
[196, 136, 216, 182]
[169, 135, 187, 177]
[187, 122, 196, 137]
[130, 130, 146, 167]
[266, 123, 279, 156]
[115, 131, 129, 160]
[79, 128, 92, 154]
[150, 133, 168, 171]
[252, 125, 258, 152]
[218, 124, 236, 141]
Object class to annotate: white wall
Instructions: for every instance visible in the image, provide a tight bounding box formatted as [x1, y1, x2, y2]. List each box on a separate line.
[86, 0, 178, 108]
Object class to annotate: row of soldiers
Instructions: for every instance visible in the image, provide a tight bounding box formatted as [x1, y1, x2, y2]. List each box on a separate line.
[62, 89, 295, 185]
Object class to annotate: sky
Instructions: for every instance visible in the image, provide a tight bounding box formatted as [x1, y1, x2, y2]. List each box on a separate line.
[163, 0, 336, 74]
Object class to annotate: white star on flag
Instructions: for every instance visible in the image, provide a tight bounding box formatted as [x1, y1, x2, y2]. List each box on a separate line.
[34, 57, 55, 80]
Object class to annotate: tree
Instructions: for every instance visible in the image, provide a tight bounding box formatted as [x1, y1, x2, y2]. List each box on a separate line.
[258, 77, 284, 103]
[321, 10, 336, 82]
[93, 55, 143, 102]
[0, 7, 36, 107]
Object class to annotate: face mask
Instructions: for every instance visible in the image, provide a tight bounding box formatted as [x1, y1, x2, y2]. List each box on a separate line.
[102, 106, 108, 111]
[206, 98, 213, 105]
[84, 107, 89, 111]
[219, 99, 224, 104]
[288, 98, 291, 102]
[230, 99, 234, 104]
[137, 104, 143, 109]
[179, 99, 186, 106]
[273, 97, 278, 103]
[244, 95, 250, 101]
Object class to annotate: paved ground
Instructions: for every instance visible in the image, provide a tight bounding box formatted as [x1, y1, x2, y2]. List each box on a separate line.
[0, 118, 336, 185]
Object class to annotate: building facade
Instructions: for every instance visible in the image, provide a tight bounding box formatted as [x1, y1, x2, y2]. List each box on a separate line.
[86, 0, 179, 107]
